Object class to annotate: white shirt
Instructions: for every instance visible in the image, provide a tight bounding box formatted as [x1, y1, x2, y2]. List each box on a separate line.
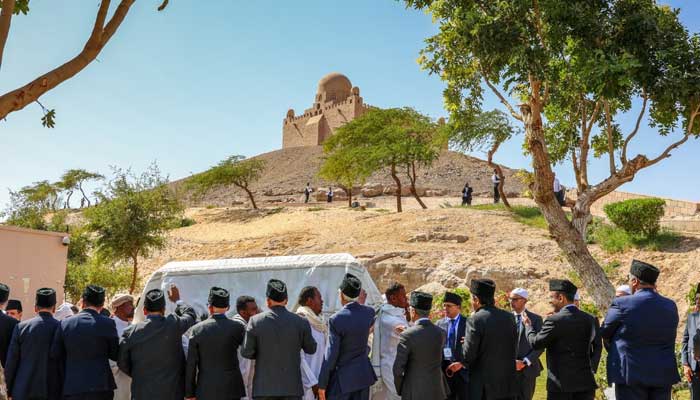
[513, 311, 531, 366]
[492, 174, 500, 184]
[301, 324, 328, 400]
[553, 177, 562, 192]
[111, 316, 132, 400]
[377, 304, 408, 395]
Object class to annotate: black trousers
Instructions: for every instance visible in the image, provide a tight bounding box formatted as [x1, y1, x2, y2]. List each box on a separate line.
[547, 390, 595, 400]
[493, 185, 500, 203]
[328, 387, 370, 400]
[515, 371, 537, 400]
[64, 392, 114, 400]
[446, 373, 469, 400]
[691, 371, 700, 400]
[615, 384, 672, 400]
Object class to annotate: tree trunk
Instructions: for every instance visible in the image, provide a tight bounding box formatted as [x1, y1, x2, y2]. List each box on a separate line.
[78, 183, 91, 207]
[240, 186, 258, 209]
[520, 88, 614, 309]
[129, 254, 139, 294]
[407, 162, 427, 209]
[571, 202, 593, 242]
[390, 163, 402, 213]
[65, 190, 74, 209]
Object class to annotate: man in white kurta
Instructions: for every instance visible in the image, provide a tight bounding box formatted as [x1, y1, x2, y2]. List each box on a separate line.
[371, 284, 409, 400]
[110, 294, 134, 400]
[297, 286, 328, 400]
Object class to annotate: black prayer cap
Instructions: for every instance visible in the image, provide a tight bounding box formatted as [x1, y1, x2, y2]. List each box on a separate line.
[208, 287, 230, 308]
[549, 279, 578, 296]
[0, 283, 9, 303]
[340, 273, 362, 298]
[144, 289, 166, 312]
[6, 299, 21, 312]
[82, 285, 106, 306]
[470, 279, 496, 298]
[630, 259, 660, 284]
[410, 291, 433, 312]
[36, 288, 57, 308]
[267, 279, 288, 302]
[443, 291, 462, 306]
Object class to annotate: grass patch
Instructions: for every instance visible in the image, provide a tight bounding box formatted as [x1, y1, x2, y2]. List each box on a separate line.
[307, 207, 325, 212]
[589, 222, 681, 253]
[472, 204, 551, 230]
[372, 208, 391, 213]
[266, 207, 285, 215]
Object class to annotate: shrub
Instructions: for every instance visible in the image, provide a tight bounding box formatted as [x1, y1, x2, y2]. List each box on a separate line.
[603, 198, 665, 237]
[64, 258, 133, 303]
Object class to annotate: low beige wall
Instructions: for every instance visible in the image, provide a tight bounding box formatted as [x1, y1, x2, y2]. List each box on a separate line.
[0, 226, 68, 320]
[569, 190, 700, 219]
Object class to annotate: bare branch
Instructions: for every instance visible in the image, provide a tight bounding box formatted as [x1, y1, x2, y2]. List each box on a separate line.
[603, 99, 616, 175]
[0, 0, 135, 121]
[482, 73, 523, 121]
[621, 93, 648, 164]
[157, 0, 169, 11]
[0, 0, 15, 70]
[88, 0, 111, 46]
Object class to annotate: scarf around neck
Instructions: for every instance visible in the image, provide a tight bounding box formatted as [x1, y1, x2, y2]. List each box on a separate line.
[297, 306, 328, 334]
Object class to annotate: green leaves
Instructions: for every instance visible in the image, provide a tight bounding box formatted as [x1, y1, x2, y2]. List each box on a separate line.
[187, 155, 266, 196]
[41, 108, 56, 128]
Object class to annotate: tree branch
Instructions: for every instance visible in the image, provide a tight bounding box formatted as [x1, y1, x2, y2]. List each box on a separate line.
[0, 0, 135, 121]
[482, 73, 523, 121]
[89, 0, 111, 46]
[621, 93, 648, 164]
[0, 0, 15, 70]
[603, 99, 616, 175]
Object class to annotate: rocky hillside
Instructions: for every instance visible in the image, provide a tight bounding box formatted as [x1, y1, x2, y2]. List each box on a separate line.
[172, 147, 528, 206]
[139, 198, 700, 319]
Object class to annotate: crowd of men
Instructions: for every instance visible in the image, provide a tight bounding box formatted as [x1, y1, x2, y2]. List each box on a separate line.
[1, 258, 699, 400]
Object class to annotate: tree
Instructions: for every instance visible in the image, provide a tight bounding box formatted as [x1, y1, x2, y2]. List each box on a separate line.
[0, 0, 170, 127]
[319, 145, 373, 207]
[188, 155, 266, 210]
[84, 164, 183, 293]
[405, 0, 700, 307]
[58, 169, 104, 208]
[449, 109, 518, 209]
[321, 107, 443, 212]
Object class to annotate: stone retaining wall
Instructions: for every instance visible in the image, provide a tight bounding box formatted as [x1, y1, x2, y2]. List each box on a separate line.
[572, 190, 700, 218]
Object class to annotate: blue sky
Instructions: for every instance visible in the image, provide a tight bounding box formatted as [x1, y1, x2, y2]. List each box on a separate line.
[1, 0, 699, 210]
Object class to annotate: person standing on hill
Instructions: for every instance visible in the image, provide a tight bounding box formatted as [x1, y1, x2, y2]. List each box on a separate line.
[327, 187, 334, 203]
[461, 183, 473, 206]
[491, 170, 500, 203]
[304, 183, 313, 204]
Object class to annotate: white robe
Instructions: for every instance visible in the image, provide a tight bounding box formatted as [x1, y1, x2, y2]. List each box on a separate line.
[233, 314, 255, 400]
[371, 304, 407, 400]
[301, 324, 327, 400]
[111, 316, 132, 400]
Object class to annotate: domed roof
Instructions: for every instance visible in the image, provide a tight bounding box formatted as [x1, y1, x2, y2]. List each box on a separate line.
[317, 72, 352, 96]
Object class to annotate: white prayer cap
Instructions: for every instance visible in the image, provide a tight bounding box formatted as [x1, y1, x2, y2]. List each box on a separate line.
[509, 288, 529, 299]
[574, 291, 580, 301]
[110, 293, 134, 310]
[616, 285, 632, 295]
[55, 302, 75, 321]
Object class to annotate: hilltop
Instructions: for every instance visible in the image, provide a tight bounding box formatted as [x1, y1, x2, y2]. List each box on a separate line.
[172, 146, 528, 207]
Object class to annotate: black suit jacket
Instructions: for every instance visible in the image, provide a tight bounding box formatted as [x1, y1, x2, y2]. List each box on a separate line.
[4, 312, 62, 400]
[50, 308, 120, 396]
[463, 305, 518, 400]
[241, 305, 317, 398]
[118, 302, 196, 400]
[437, 314, 468, 382]
[185, 313, 247, 399]
[393, 319, 450, 400]
[526, 306, 602, 393]
[0, 310, 19, 367]
[516, 310, 544, 378]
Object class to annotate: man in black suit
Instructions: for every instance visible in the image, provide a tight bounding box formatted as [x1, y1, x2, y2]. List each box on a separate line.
[393, 291, 449, 400]
[0, 283, 19, 369]
[51, 285, 120, 400]
[185, 287, 247, 400]
[509, 288, 543, 400]
[117, 285, 196, 400]
[5, 300, 22, 321]
[522, 279, 602, 400]
[241, 278, 317, 400]
[463, 279, 518, 400]
[4, 288, 61, 400]
[436, 291, 468, 400]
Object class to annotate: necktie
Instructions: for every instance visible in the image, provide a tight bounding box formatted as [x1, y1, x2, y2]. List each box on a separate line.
[516, 314, 522, 331]
[448, 318, 457, 350]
